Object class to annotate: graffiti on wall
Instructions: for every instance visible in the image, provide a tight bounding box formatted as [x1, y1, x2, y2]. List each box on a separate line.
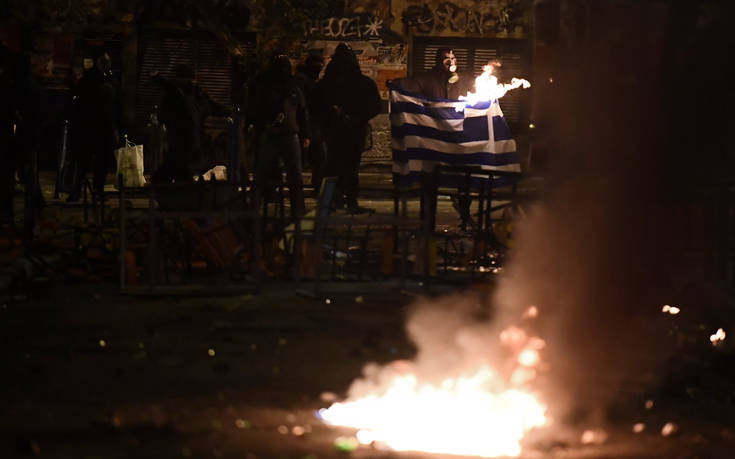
[402, 1, 525, 36]
[377, 44, 407, 65]
[304, 15, 385, 39]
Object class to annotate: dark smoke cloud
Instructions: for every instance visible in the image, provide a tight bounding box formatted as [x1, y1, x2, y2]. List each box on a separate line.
[495, 0, 734, 422]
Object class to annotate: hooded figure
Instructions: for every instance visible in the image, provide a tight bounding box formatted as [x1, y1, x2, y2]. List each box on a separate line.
[390, 48, 474, 100]
[247, 52, 310, 219]
[68, 51, 121, 199]
[313, 43, 381, 212]
[294, 53, 326, 192]
[152, 63, 230, 182]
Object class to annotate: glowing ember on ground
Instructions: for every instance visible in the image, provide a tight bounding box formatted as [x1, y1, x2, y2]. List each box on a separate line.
[523, 305, 539, 319]
[661, 304, 680, 315]
[710, 328, 726, 345]
[454, 64, 530, 111]
[319, 315, 548, 457]
[580, 428, 608, 445]
[661, 422, 678, 437]
[518, 349, 540, 367]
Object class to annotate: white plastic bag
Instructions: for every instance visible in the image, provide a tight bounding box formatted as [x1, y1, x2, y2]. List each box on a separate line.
[115, 138, 146, 188]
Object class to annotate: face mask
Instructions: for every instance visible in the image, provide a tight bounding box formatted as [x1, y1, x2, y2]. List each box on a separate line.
[442, 55, 457, 74]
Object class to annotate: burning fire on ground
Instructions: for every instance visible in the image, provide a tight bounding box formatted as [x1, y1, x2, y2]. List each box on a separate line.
[318, 304, 548, 457]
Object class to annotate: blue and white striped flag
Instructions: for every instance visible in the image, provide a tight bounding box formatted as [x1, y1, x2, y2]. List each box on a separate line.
[388, 82, 521, 188]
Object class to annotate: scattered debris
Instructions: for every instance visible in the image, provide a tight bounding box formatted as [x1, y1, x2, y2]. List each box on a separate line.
[662, 304, 680, 315]
[278, 425, 289, 434]
[644, 400, 654, 410]
[633, 423, 646, 433]
[320, 392, 337, 403]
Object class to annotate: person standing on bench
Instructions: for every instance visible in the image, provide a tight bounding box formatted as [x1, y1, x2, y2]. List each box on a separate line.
[314, 43, 381, 214]
[247, 52, 310, 220]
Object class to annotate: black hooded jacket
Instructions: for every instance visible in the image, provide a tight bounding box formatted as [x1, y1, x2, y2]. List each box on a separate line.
[72, 67, 120, 152]
[247, 56, 310, 139]
[313, 44, 381, 138]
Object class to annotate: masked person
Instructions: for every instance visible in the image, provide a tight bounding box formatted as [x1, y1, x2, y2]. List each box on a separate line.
[151, 64, 229, 183]
[392, 48, 474, 101]
[247, 53, 310, 220]
[314, 43, 381, 213]
[68, 52, 121, 200]
[389, 48, 480, 229]
[294, 53, 325, 195]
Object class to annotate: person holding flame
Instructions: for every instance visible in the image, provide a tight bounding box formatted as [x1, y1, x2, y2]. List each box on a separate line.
[392, 48, 475, 101]
[389, 49, 481, 229]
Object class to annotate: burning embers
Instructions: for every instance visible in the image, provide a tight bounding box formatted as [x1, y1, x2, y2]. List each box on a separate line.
[710, 327, 726, 346]
[454, 64, 531, 112]
[318, 307, 548, 457]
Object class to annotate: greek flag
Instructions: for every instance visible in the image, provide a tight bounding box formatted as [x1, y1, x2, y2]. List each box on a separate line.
[388, 82, 521, 188]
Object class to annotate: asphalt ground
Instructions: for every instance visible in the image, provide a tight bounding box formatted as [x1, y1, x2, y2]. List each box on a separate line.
[1, 280, 735, 459]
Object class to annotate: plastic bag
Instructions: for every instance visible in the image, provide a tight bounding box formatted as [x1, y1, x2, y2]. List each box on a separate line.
[114, 137, 146, 188]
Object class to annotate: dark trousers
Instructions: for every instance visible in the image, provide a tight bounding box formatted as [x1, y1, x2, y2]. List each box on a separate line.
[326, 128, 364, 208]
[69, 144, 114, 197]
[307, 129, 325, 191]
[255, 132, 304, 219]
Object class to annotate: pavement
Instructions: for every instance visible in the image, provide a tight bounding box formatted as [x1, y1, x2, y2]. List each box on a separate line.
[2, 279, 735, 458]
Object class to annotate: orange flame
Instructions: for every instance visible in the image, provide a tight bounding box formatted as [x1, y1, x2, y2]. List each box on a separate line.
[319, 366, 546, 457]
[319, 316, 548, 457]
[455, 64, 531, 111]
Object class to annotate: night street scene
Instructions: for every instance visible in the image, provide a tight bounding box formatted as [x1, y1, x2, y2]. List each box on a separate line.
[1, 0, 734, 458]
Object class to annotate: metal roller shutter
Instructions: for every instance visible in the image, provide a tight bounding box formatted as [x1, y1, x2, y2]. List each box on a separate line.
[136, 29, 233, 130]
